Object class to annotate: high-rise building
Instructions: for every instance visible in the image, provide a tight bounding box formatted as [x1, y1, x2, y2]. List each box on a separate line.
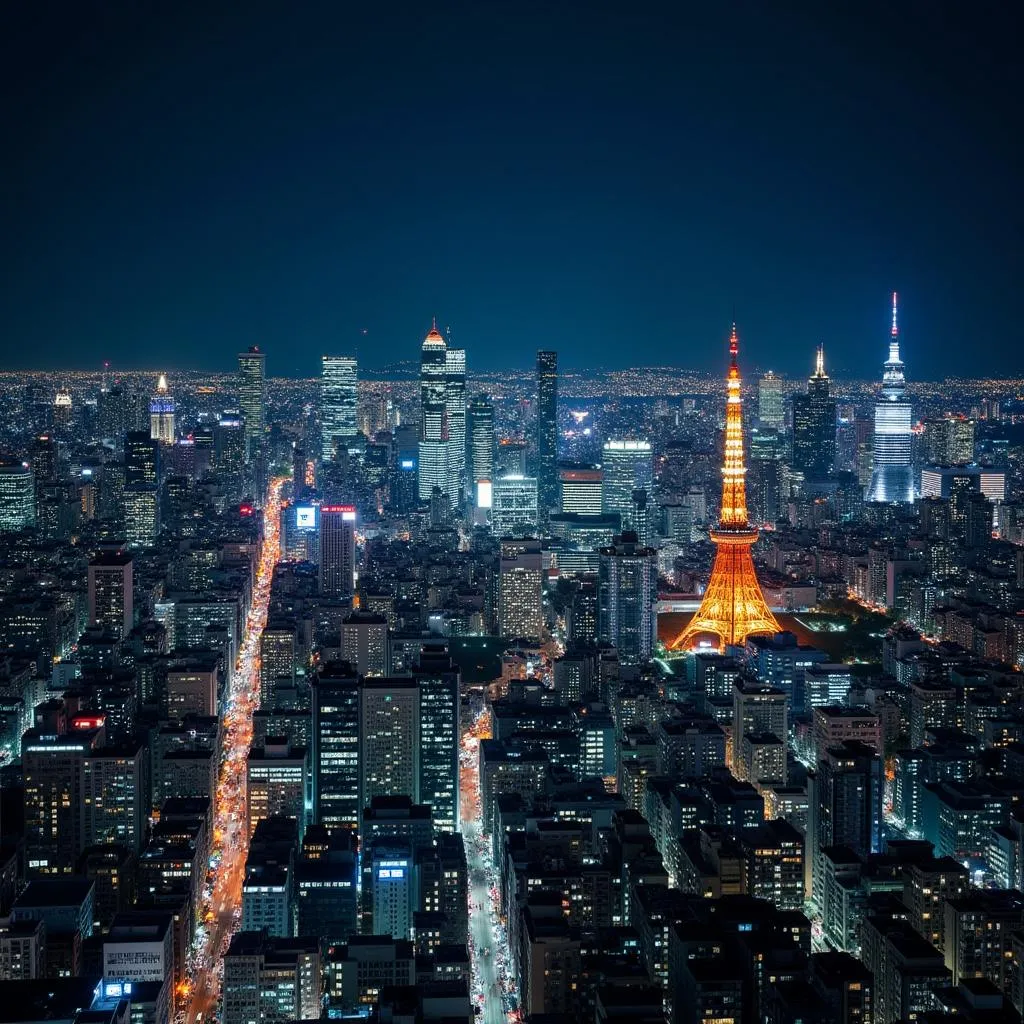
[311, 666, 360, 830]
[341, 612, 389, 677]
[318, 505, 356, 597]
[52, 389, 73, 432]
[559, 466, 603, 516]
[601, 440, 653, 526]
[82, 744, 146, 852]
[125, 431, 159, 487]
[247, 740, 308, 840]
[536, 350, 559, 520]
[360, 678, 420, 811]
[866, 293, 914, 503]
[671, 326, 780, 651]
[808, 740, 883, 909]
[222, 932, 321, 1024]
[597, 532, 658, 664]
[124, 485, 159, 548]
[922, 416, 975, 467]
[491, 475, 538, 537]
[757, 370, 785, 429]
[445, 344, 466, 494]
[414, 645, 460, 833]
[321, 356, 358, 462]
[238, 346, 266, 460]
[149, 374, 175, 444]
[0, 463, 36, 532]
[259, 624, 296, 707]
[498, 538, 544, 640]
[418, 321, 455, 504]
[467, 397, 495, 508]
[88, 553, 134, 639]
[791, 346, 836, 479]
[22, 727, 103, 875]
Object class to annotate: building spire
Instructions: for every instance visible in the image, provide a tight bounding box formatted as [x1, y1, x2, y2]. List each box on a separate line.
[814, 344, 825, 377]
[729, 322, 739, 368]
[891, 291, 899, 338]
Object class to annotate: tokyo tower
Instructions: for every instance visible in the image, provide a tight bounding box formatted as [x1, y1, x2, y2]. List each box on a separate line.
[671, 325, 780, 651]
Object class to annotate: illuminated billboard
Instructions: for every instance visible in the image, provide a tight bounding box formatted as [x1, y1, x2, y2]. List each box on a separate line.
[476, 478, 493, 509]
[295, 505, 317, 530]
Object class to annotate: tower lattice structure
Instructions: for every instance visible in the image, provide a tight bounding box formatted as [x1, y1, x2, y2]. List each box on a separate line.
[672, 325, 780, 651]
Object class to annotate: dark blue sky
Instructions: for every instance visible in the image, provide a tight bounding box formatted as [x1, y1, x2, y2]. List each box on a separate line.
[1, 1, 1020, 377]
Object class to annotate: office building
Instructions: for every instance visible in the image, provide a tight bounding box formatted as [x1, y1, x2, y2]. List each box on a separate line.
[88, 553, 134, 639]
[498, 538, 544, 640]
[124, 485, 159, 549]
[536, 350, 558, 520]
[320, 355, 358, 461]
[445, 344, 466, 492]
[341, 612, 389, 677]
[149, 374, 175, 444]
[866, 292, 915, 503]
[467, 396, 495, 508]
[222, 932, 321, 1024]
[418, 321, 456, 504]
[311, 666, 360, 830]
[415, 646, 460, 833]
[82, 744, 146, 853]
[0, 463, 36, 532]
[559, 465, 603, 516]
[808, 740, 883, 909]
[791, 346, 836, 479]
[360, 678, 420, 810]
[247, 741, 308, 840]
[242, 817, 297, 938]
[318, 504, 356, 597]
[597, 532, 657, 664]
[922, 416, 975, 467]
[757, 370, 785, 429]
[601, 439, 653, 526]
[491, 474, 538, 536]
[22, 727, 103, 875]
[237, 346, 266, 459]
[259, 624, 296, 708]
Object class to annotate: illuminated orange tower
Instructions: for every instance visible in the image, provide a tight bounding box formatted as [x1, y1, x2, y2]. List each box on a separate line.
[672, 325, 780, 651]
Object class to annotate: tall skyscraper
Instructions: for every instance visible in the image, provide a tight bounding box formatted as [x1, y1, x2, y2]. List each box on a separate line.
[467, 397, 495, 507]
[238, 346, 266, 460]
[88, 552, 134, 639]
[445, 344, 466, 494]
[672, 325, 781, 651]
[491, 475, 539, 537]
[601, 440, 653, 526]
[311, 666, 360, 830]
[498, 538, 544, 640]
[321, 356, 358, 462]
[0, 463, 36, 532]
[536, 350, 558, 521]
[360, 678, 420, 811]
[866, 293, 914, 503]
[791, 346, 836, 479]
[149, 374, 175, 444]
[597, 532, 658, 664]
[559, 466, 603, 515]
[922, 416, 975, 467]
[757, 370, 785, 429]
[414, 645, 460, 833]
[418, 321, 454, 504]
[318, 505, 356, 597]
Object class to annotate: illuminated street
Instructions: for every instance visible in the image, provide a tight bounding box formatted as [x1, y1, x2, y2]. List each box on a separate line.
[461, 706, 519, 1024]
[183, 477, 287, 1024]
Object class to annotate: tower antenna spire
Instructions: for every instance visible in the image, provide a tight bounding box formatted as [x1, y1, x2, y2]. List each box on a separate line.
[815, 344, 825, 377]
[891, 291, 899, 338]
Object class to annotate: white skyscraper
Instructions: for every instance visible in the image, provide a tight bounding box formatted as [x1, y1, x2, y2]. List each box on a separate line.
[491, 475, 539, 537]
[445, 345, 466, 490]
[418, 321, 458, 504]
[601, 440, 653, 525]
[866, 293, 915, 504]
[320, 355, 358, 461]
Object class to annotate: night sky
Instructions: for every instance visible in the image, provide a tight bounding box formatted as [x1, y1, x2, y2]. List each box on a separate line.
[1, 1, 1020, 377]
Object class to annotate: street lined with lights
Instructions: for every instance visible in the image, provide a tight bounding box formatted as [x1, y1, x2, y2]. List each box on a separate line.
[182, 478, 287, 1024]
